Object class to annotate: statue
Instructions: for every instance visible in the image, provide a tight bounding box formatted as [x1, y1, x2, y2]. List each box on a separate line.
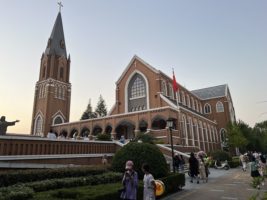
[0, 116, 20, 135]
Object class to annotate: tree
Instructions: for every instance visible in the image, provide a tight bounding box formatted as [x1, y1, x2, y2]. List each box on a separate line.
[227, 122, 248, 154]
[80, 99, 97, 120]
[95, 95, 107, 117]
[252, 120, 267, 153]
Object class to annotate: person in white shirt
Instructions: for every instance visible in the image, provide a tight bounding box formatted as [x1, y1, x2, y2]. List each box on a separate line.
[142, 163, 156, 200]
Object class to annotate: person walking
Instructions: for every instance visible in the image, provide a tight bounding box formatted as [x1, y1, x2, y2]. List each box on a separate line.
[259, 154, 266, 186]
[179, 155, 185, 173]
[120, 160, 138, 200]
[142, 163, 156, 200]
[173, 154, 181, 172]
[198, 155, 207, 183]
[250, 156, 261, 189]
[189, 152, 199, 184]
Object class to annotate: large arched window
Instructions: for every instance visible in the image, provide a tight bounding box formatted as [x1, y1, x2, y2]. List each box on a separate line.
[177, 90, 181, 102]
[182, 91, 186, 105]
[199, 103, 203, 113]
[161, 80, 167, 96]
[204, 103, 212, 114]
[195, 100, 199, 112]
[168, 83, 174, 99]
[34, 115, 43, 136]
[191, 97, 195, 110]
[216, 101, 224, 112]
[127, 73, 147, 112]
[187, 95, 191, 108]
[130, 76, 145, 98]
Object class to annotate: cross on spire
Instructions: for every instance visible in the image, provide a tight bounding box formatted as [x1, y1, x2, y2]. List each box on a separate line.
[58, 1, 63, 12]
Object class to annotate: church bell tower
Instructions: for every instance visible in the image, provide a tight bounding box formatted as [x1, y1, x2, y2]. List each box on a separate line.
[31, 10, 71, 136]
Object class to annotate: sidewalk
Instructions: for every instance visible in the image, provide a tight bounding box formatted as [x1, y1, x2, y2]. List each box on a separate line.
[162, 167, 267, 200]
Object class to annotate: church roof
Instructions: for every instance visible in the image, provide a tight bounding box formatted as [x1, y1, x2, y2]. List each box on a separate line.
[45, 12, 67, 58]
[191, 84, 228, 100]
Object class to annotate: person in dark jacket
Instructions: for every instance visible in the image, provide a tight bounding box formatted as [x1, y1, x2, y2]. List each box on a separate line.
[189, 152, 199, 183]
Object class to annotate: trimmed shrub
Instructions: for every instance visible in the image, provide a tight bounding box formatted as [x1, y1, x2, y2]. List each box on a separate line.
[209, 150, 232, 161]
[132, 133, 155, 144]
[160, 173, 185, 196]
[111, 142, 168, 179]
[96, 133, 111, 141]
[0, 185, 34, 200]
[228, 160, 240, 168]
[0, 165, 108, 187]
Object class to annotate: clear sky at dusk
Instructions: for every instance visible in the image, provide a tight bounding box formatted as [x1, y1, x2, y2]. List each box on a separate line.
[0, 0, 266, 134]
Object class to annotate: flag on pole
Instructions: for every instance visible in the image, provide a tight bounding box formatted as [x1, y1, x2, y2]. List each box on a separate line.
[172, 70, 179, 92]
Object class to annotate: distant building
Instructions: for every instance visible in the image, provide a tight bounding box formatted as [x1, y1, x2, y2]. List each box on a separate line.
[31, 11, 236, 152]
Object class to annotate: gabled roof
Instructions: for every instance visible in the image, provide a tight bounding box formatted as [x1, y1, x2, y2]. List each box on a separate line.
[45, 12, 67, 58]
[191, 84, 228, 100]
[116, 55, 159, 84]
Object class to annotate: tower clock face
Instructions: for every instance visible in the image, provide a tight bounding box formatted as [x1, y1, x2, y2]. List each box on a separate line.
[60, 40, 65, 49]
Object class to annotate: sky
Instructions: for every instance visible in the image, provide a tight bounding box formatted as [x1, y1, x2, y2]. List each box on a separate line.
[0, 0, 266, 134]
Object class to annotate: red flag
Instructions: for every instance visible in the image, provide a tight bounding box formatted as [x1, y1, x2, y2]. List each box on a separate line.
[172, 71, 179, 92]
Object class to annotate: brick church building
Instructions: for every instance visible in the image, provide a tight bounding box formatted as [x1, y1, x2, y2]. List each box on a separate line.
[31, 11, 236, 153]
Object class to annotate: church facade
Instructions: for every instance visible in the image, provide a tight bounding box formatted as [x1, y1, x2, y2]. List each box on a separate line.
[31, 11, 236, 153]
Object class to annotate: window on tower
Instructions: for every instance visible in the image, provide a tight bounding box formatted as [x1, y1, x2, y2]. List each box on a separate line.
[42, 65, 46, 78]
[60, 67, 64, 79]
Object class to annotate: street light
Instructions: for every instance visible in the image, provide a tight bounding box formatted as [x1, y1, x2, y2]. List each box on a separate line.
[166, 118, 175, 173]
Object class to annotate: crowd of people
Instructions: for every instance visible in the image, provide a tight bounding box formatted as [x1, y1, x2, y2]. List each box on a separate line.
[240, 151, 266, 189]
[188, 152, 211, 184]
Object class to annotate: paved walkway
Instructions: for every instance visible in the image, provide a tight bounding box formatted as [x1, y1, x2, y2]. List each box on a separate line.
[162, 167, 267, 200]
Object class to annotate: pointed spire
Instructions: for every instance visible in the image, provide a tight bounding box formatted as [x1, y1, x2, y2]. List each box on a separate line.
[45, 12, 67, 58]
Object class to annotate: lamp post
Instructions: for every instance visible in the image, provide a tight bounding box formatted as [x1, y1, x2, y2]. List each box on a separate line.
[167, 118, 175, 173]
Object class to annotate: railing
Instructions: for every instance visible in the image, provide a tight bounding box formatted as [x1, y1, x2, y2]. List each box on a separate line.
[0, 135, 117, 156]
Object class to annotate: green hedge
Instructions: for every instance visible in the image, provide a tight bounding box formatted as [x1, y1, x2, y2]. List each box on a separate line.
[27, 172, 122, 192]
[34, 173, 185, 200]
[0, 185, 34, 200]
[160, 173, 185, 196]
[0, 165, 108, 187]
[96, 133, 111, 141]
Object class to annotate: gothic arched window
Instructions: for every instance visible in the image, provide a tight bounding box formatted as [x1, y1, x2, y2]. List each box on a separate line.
[34, 115, 43, 136]
[128, 73, 147, 112]
[204, 103, 212, 114]
[169, 84, 174, 99]
[216, 101, 224, 112]
[182, 91, 186, 105]
[130, 76, 145, 98]
[161, 80, 167, 96]
[53, 115, 63, 125]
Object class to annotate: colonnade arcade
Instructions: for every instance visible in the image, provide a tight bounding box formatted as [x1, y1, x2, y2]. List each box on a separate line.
[51, 107, 221, 152]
